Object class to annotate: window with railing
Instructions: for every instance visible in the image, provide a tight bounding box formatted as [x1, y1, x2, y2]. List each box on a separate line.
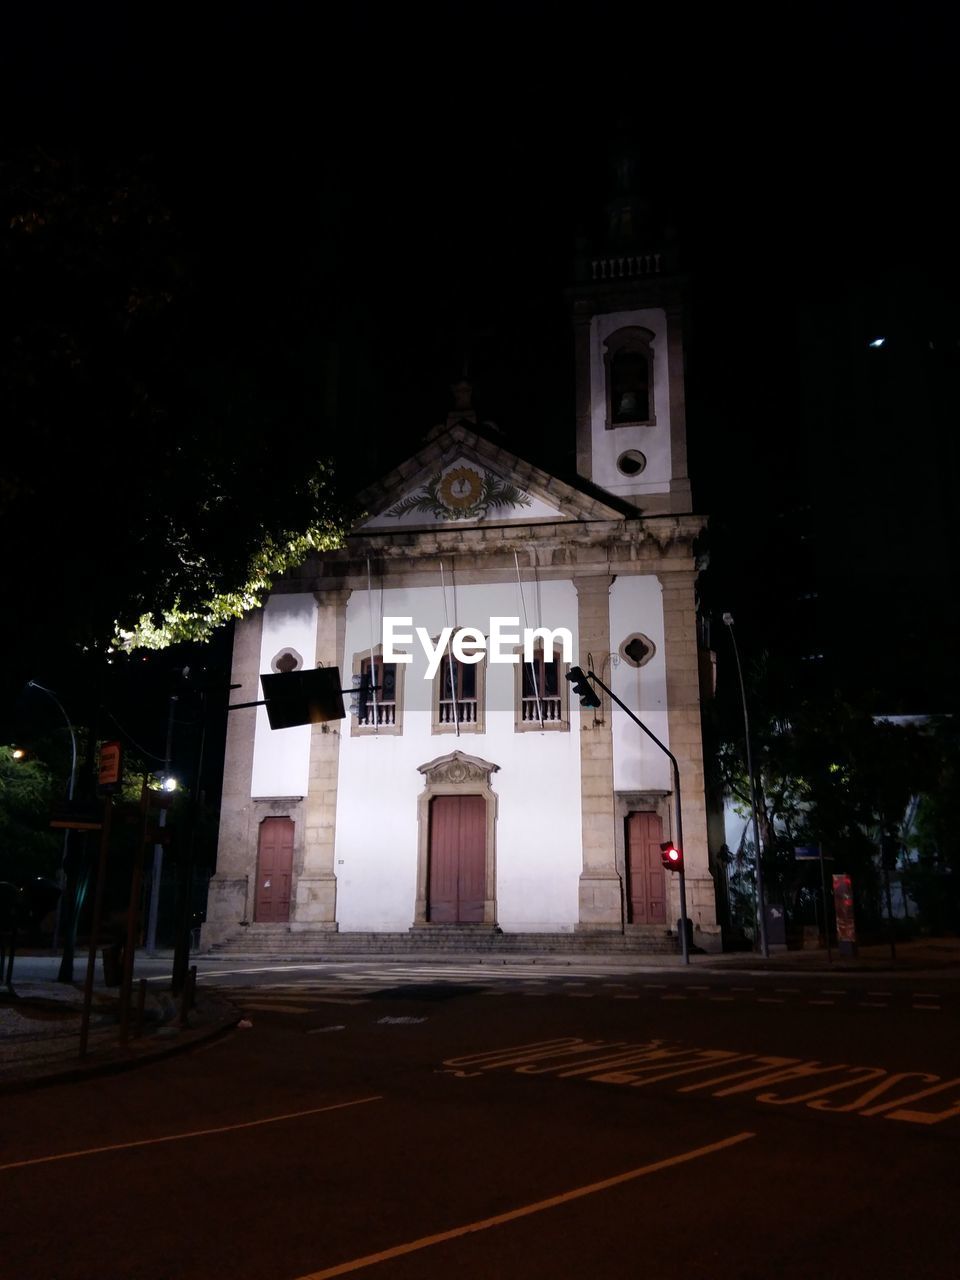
[434, 651, 484, 733]
[352, 650, 404, 736]
[515, 645, 569, 732]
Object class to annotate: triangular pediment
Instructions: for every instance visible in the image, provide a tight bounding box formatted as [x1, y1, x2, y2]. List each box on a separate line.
[355, 423, 630, 533]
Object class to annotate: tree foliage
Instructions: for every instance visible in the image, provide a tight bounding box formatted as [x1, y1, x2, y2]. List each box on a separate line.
[0, 747, 61, 884]
[713, 654, 941, 935]
[1, 147, 344, 668]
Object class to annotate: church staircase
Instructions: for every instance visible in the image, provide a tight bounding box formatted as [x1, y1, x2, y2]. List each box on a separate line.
[204, 922, 680, 959]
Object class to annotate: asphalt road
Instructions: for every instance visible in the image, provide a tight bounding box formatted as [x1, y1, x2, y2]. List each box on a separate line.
[4, 961, 959, 1280]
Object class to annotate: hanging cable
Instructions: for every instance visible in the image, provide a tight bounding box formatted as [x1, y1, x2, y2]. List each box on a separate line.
[514, 549, 544, 729]
[365, 555, 380, 733]
[439, 559, 461, 737]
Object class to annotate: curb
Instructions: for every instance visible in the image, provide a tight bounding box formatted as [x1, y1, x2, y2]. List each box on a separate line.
[0, 994, 242, 1097]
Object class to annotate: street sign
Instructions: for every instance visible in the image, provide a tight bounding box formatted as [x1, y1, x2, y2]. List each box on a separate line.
[794, 845, 833, 861]
[98, 740, 123, 794]
[50, 800, 104, 831]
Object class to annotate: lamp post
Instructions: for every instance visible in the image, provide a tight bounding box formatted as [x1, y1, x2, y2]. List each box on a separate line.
[145, 692, 177, 954]
[27, 680, 78, 803]
[720, 614, 769, 958]
[27, 681, 80, 978]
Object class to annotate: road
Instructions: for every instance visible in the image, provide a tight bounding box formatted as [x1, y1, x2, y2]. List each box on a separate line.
[4, 960, 959, 1279]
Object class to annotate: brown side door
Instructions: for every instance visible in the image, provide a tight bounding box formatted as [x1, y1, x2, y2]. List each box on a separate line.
[428, 794, 486, 923]
[255, 817, 294, 923]
[626, 810, 666, 925]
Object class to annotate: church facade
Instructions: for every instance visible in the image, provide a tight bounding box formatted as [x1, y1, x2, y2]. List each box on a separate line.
[202, 250, 721, 952]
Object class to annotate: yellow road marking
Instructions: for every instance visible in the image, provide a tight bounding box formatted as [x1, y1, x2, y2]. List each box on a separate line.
[294, 1132, 756, 1279]
[0, 1096, 383, 1173]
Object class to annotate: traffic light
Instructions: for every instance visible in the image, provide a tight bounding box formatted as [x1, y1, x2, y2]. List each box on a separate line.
[566, 666, 601, 709]
[660, 841, 684, 873]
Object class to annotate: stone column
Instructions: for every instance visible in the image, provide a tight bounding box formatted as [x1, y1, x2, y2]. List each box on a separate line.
[201, 611, 263, 947]
[659, 568, 720, 949]
[294, 589, 352, 929]
[574, 574, 623, 930]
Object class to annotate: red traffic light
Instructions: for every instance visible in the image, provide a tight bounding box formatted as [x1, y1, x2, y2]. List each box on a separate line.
[660, 841, 684, 872]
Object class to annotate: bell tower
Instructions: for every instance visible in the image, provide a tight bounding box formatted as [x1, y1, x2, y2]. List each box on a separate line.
[569, 166, 692, 515]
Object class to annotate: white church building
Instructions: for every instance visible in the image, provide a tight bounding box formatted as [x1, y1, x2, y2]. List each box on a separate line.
[202, 245, 721, 954]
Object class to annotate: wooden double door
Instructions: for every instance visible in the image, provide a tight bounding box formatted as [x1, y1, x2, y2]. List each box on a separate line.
[427, 794, 486, 923]
[626, 810, 667, 925]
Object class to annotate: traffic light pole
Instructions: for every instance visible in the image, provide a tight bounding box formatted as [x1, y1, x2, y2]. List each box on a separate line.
[586, 671, 690, 965]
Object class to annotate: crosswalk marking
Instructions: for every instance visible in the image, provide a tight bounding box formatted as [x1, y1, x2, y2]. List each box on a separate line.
[210, 970, 951, 1015]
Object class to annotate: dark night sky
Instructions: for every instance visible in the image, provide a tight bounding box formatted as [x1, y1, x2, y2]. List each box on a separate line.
[3, 1, 958, 777]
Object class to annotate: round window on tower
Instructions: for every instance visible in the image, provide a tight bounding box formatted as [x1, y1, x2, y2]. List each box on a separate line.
[616, 450, 647, 477]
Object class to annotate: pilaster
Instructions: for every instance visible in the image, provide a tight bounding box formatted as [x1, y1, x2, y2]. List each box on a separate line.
[202, 611, 263, 946]
[659, 567, 720, 948]
[295, 589, 352, 927]
[574, 574, 623, 930]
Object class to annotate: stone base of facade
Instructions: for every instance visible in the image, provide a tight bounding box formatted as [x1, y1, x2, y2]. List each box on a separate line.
[200, 876, 252, 949]
[294, 875, 338, 926]
[577, 872, 623, 929]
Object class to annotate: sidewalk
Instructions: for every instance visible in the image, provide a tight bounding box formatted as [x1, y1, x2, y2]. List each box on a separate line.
[700, 935, 960, 974]
[0, 960, 240, 1095]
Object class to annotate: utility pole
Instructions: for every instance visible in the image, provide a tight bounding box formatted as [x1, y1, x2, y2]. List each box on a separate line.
[721, 614, 769, 958]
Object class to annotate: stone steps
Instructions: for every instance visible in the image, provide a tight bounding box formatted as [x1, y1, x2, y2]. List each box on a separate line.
[204, 925, 680, 959]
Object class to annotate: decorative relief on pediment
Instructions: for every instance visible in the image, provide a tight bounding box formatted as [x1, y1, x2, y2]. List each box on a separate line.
[385, 465, 532, 522]
[418, 750, 500, 786]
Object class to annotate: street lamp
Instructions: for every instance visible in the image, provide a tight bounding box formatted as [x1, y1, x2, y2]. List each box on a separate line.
[26, 680, 81, 978]
[720, 614, 769, 958]
[26, 680, 78, 802]
[145, 692, 178, 953]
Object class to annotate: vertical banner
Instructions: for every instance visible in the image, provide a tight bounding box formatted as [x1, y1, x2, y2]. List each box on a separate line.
[832, 873, 857, 955]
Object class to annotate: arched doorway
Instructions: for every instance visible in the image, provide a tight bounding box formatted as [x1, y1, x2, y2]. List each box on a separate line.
[414, 751, 499, 926]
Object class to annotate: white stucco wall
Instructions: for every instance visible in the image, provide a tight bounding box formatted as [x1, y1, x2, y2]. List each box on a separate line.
[333, 578, 584, 931]
[590, 307, 672, 498]
[609, 576, 671, 793]
[250, 593, 318, 798]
